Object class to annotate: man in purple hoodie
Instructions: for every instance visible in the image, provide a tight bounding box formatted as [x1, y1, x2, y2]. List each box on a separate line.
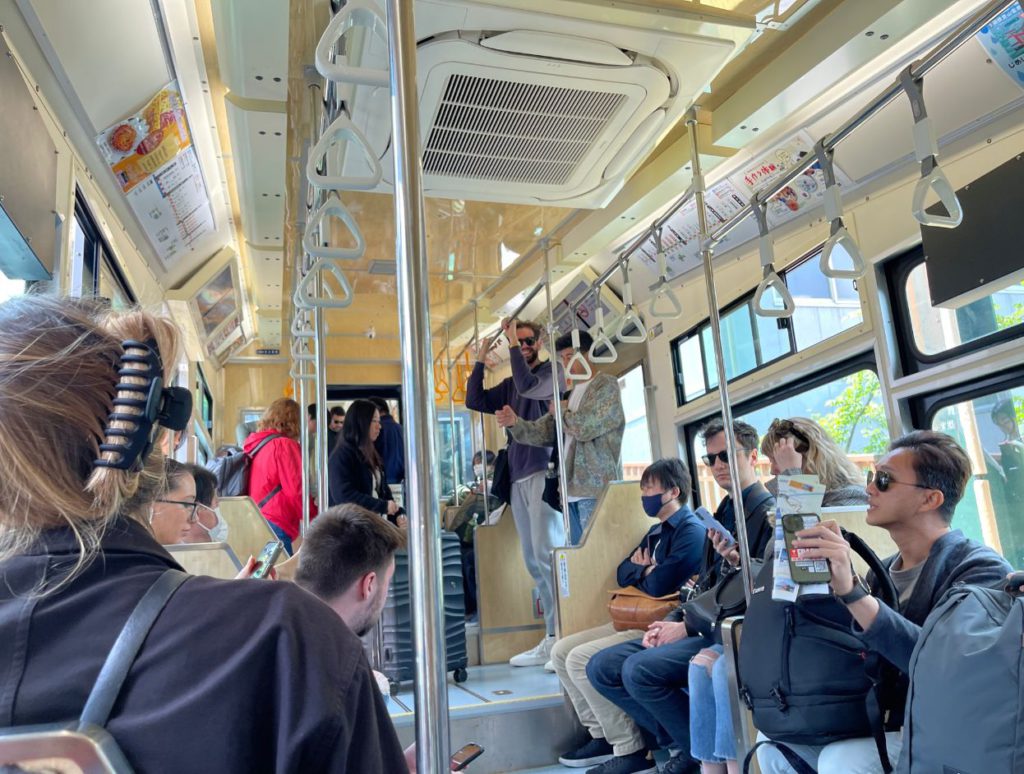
[467, 317, 565, 667]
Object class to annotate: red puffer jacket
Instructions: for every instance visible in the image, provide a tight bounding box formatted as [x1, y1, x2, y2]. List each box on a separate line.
[243, 429, 316, 539]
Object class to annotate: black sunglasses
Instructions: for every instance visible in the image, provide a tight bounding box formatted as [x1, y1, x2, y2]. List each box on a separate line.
[702, 450, 729, 466]
[519, 337, 537, 347]
[867, 469, 932, 493]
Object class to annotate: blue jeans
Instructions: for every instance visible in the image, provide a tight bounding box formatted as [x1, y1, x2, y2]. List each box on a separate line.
[587, 635, 708, 752]
[267, 520, 294, 556]
[689, 644, 735, 763]
[568, 498, 597, 545]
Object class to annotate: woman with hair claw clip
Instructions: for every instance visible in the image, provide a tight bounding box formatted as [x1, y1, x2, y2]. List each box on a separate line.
[0, 295, 407, 772]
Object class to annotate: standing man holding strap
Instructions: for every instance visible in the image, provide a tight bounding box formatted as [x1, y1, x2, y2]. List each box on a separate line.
[466, 317, 566, 667]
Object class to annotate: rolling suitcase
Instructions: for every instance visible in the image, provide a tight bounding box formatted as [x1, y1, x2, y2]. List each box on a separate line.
[370, 531, 469, 687]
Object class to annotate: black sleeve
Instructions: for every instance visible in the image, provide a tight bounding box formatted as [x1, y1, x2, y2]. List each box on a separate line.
[329, 446, 389, 514]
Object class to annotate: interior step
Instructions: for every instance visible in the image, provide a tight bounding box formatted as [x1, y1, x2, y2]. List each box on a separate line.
[388, 664, 583, 773]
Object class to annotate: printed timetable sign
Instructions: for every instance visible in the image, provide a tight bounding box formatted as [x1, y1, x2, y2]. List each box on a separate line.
[96, 82, 215, 268]
[976, 6, 1024, 89]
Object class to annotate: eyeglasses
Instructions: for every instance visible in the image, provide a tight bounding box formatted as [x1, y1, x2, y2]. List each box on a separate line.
[702, 450, 729, 467]
[156, 499, 200, 524]
[866, 469, 932, 493]
[519, 337, 537, 347]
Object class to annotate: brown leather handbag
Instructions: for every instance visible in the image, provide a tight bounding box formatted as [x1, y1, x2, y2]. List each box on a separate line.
[607, 587, 680, 632]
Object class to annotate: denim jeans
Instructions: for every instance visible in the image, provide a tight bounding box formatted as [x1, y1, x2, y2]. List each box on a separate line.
[688, 644, 735, 763]
[587, 634, 708, 752]
[266, 520, 293, 556]
[568, 498, 597, 545]
[510, 471, 566, 635]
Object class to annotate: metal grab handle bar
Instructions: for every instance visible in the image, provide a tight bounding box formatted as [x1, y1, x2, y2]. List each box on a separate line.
[899, 65, 964, 229]
[291, 310, 314, 339]
[616, 264, 648, 343]
[302, 194, 367, 260]
[306, 112, 383, 191]
[648, 229, 683, 319]
[294, 258, 355, 308]
[589, 307, 618, 363]
[314, 0, 390, 87]
[814, 141, 867, 280]
[291, 336, 315, 362]
[750, 200, 796, 319]
[564, 327, 593, 383]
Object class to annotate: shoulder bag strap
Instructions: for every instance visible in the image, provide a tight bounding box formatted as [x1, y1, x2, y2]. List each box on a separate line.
[248, 432, 283, 460]
[844, 529, 899, 609]
[78, 570, 189, 729]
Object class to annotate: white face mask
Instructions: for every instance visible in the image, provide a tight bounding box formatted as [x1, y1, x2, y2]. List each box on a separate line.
[201, 507, 229, 543]
[473, 464, 485, 479]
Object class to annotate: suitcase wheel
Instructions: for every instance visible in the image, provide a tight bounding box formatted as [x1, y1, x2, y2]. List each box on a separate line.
[452, 667, 468, 684]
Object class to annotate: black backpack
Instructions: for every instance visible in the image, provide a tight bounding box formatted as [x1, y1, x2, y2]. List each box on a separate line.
[738, 529, 899, 774]
[207, 434, 281, 503]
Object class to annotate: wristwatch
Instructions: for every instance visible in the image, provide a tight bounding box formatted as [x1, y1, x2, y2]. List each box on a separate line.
[837, 576, 869, 605]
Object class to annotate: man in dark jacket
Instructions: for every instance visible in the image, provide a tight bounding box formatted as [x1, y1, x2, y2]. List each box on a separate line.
[586, 420, 775, 774]
[370, 397, 405, 485]
[757, 430, 1012, 773]
[465, 317, 565, 666]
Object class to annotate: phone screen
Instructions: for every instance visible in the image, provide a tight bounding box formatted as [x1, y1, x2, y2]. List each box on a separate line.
[451, 743, 484, 770]
[781, 513, 831, 584]
[251, 540, 283, 579]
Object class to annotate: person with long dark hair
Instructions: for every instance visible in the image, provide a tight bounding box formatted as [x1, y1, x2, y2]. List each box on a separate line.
[328, 399, 406, 526]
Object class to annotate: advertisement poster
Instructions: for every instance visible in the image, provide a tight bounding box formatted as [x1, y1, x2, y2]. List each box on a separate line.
[976, 6, 1024, 88]
[632, 130, 853, 281]
[96, 82, 215, 267]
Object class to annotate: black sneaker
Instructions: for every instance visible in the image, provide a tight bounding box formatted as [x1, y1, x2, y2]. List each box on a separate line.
[558, 737, 614, 768]
[585, 750, 658, 774]
[661, 754, 701, 774]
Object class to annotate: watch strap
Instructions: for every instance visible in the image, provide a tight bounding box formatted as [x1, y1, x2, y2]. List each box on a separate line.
[838, 579, 869, 605]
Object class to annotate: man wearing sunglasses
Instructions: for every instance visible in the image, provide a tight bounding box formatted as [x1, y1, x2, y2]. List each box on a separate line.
[466, 317, 566, 667]
[757, 430, 1011, 774]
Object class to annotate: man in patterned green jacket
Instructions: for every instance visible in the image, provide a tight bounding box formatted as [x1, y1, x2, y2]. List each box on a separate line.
[496, 329, 625, 545]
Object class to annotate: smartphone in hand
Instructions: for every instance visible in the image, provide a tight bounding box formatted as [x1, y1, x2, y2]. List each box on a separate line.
[782, 514, 831, 584]
[451, 742, 484, 771]
[251, 540, 284, 579]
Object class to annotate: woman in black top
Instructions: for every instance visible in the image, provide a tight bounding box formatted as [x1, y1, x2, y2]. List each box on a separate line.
[329, 399, 406, 526]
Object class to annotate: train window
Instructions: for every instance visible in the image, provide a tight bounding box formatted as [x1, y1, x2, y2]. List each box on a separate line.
[925, 383, 1024, 567]
[618, 364, 653, 480]
[887, 248, 1024, 374]
[671, 246, 864, 405]
[71, 191, 136, 306]
[0, 271, 25, 302]
[688, 364, 886, 510]
[196, 365, 214, 434]
[438, 412, 474, 499]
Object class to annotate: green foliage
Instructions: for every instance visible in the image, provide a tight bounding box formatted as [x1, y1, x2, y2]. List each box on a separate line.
[996, 302, 1024, 331]
[815, 370, 888, 454]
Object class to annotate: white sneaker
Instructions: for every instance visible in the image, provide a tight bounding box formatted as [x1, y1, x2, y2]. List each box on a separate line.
[510, 635, 555, 667]
[544, 659, 555, 672]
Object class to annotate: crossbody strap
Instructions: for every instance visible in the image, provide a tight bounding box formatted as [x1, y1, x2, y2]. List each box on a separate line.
[79, 570, 189, 729]
[248, 433, 282, 460]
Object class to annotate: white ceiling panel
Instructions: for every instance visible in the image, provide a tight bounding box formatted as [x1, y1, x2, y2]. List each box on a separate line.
[211, 0, 288, 101]
[225, 102, 287, 246]
[246, 244, 284, 311]
[25, 0, 172, 132]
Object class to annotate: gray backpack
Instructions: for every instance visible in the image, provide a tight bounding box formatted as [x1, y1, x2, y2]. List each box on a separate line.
[899, 583, 1024, 773]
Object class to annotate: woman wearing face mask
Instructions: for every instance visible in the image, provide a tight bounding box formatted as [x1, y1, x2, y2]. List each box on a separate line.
[544, 459, 707, 772]
[182, 464, 228, 544]
[149, 459, 200, 545]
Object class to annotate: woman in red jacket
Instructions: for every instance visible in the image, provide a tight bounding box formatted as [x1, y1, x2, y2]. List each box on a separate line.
[244, 397, 314, 553]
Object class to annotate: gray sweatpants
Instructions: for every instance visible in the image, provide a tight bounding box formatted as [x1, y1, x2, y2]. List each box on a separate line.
[510, 470, 566, 636]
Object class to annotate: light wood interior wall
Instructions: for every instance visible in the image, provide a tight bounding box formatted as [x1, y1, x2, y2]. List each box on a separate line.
[219, 496, 281, 565]
[167, 544, 241, 580]
[475, 505, 547, 663]
[556, 481, 650, 638]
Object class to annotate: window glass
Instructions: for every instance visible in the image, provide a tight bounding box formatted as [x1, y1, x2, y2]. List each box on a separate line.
[786, 257, 863, 351]
[618, 365, 653, 480]
[755, 312, 790, 364]
[906, 262, 1024, 356]
[438, 412, 474, 499]
[931, 386, 1024, 566]
[692, 368, 886, 510]
[678, 335, 706, 402]
[0, 270, 26, 302]
[98, 253, 132, 310]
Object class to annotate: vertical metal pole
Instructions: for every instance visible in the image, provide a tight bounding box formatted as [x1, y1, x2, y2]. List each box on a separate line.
[299, 363, 311, 534]
[385, 2, 451, 771]
[541, 240, 572, 541]
[446, 324, 462, 504]
[473, 304, 492, 523]
[686, 111, 754, 603]
[313, 287, 329, 513]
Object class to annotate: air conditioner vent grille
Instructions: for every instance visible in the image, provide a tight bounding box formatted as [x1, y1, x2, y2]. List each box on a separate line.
[423, 74, 627, 186]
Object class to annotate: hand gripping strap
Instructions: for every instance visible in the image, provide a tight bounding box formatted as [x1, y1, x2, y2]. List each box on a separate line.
[79, 570, 189, 729]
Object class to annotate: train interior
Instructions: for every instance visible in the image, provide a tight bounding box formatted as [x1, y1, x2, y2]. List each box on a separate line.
[1, 0, 1023, 771]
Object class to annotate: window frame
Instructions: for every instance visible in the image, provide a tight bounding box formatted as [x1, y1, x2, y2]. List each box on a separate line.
[671, 244, 866, 406]
[884, 246, 1024, 376]
[72, 190, 136, 305]
[680, 352, 879, 508]
[907, 362, 1024, 429]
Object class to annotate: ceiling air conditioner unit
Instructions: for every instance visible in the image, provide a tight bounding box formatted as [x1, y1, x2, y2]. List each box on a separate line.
[330, 0, 754, 209]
